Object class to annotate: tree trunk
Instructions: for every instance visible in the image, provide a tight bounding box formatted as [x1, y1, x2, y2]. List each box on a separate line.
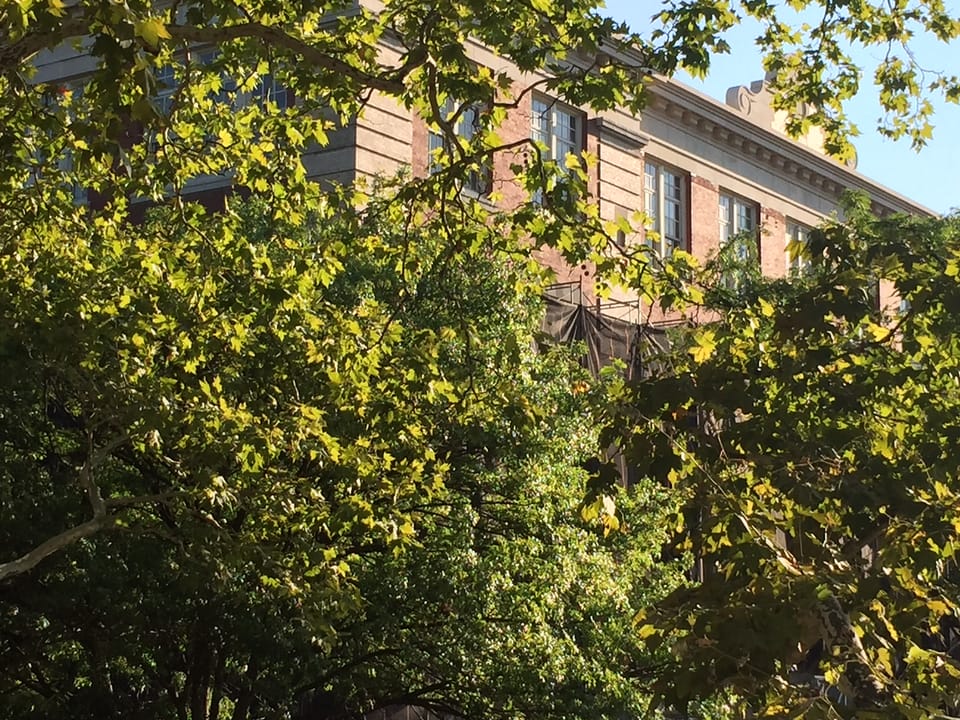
[209, 644, 226, 720]
[231, 657, 259, 720]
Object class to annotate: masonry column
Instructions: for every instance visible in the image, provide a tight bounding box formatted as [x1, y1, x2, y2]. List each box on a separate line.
[689, 174, 720, 263]
[493, 91, 533, 209]
[760, 207, 786, 279]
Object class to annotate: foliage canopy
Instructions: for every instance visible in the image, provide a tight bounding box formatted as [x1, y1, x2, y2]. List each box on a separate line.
[3, 0, 960, 718]
[615, 200, 960, 719]
[0, 192, 683, 718]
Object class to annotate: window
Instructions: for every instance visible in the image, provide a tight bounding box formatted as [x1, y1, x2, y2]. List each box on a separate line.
[719, 193, 757, 246]
[719, 193, 759, 290]
[786, 222, 812, 276]
[255, 73, 289, 110]
[153, 64, 177, 117]
[643, 161, 686, 256]
[428, 98, 489, 195]
[719, 193, 759, 262]
[531, 97, 582, 165]
[198, 52, 238, 106]
[145, 64, 180, 156]
[197, 53, 289, 110]
[530, 96, 583, 204]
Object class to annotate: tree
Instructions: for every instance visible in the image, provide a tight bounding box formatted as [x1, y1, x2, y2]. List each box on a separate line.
[3, 0, 960, 718]
[611, 198, 960, 718]
[0, 193, 683, 718]
[647, 0, 960, 155]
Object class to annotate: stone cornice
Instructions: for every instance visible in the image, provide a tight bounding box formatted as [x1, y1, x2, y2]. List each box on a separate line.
[645, 77, 936, 217]
[587, 117, 649, 151]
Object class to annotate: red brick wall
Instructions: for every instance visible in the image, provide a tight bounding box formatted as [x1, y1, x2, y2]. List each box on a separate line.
[760, 207, 786, 279]
[410, 111, 430, 178]
[492, 92, 533, 210]
[689, 175, 720, 264]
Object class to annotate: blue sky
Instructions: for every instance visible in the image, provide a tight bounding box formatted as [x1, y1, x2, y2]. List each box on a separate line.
[603, 1, 960, 215]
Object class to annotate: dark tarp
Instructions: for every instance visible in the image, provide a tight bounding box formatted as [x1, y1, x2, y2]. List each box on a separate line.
[540, 287, 678, 488]
[540, 291, 671, 380]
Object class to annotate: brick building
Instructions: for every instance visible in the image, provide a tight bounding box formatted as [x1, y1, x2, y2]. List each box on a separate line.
[31, 20, 933, 311]
[352, 67, 928, 316]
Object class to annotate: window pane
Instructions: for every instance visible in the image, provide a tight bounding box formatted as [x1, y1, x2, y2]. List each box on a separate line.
[530, 97, 583, 203]
[531, 98, 550, 148]
[719, 195, 732, 244]
[427, 130, 444, 174]
[429, 98, 452, 175]
[556, 108, 577, 144]
[736, 200, 755, 232]
[154, 64, 177, 116]
[645, 162, 687, 254]
[643, 163, 658, 227]
[458, 105, 479, 141]
[430, 100, 489, 193]
[644, 162, 657, 192]
[664, 171, 681, 201]
[663, 171, 682, 248]
[554, 139, 577, 168]
[439, 96, 456, 121]
[257, 73, 288, 109]
[787, 223, 811, 275]
[664, 201, 681, 245]
[198, 52, 236, 105]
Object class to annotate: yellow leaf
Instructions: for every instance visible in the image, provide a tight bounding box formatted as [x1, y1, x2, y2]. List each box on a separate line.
[637, 624, 657, 640]
[563, 152, 582, 170]
[686, 285, 705, 305]
[863, 321, 888, 342]
[689, 329, 717, 363]
[135, 18, 171, 48]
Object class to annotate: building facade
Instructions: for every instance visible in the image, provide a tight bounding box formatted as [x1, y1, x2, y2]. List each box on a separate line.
[30, 18, 934, 314]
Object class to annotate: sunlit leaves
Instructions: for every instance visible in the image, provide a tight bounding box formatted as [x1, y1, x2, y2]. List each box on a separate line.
[611, 200, 960, 717]
[645, 0, 960, 154]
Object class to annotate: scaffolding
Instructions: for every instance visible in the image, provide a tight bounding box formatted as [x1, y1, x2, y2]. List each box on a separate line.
[541, 280, 674, 381]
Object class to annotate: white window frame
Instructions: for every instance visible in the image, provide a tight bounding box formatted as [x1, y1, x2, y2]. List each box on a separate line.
[719, 192, 758, 247]
[530, 96, 584, 205]
[153, 64, 178, 117]
[718, 192, 759, 290]
[197, 51, 239, 106]
[643, 160, 686, 257]
[531, 96, 583, 166]
[786, 221, 812, 276]
[255, 72, 289, 110]
[428, 97, 489, 195]
[719, 192, 760, 264]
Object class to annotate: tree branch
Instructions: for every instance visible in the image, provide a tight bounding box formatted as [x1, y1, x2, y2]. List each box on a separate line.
[0, 425, 178, 583]
[0, 486, 181, 583]
[0, 11, 89, 72]
[2, 13, 426, 98]
[0, 515, 109, 582]
[165, 23, 410, 95]
[80, 431, 127, 518]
